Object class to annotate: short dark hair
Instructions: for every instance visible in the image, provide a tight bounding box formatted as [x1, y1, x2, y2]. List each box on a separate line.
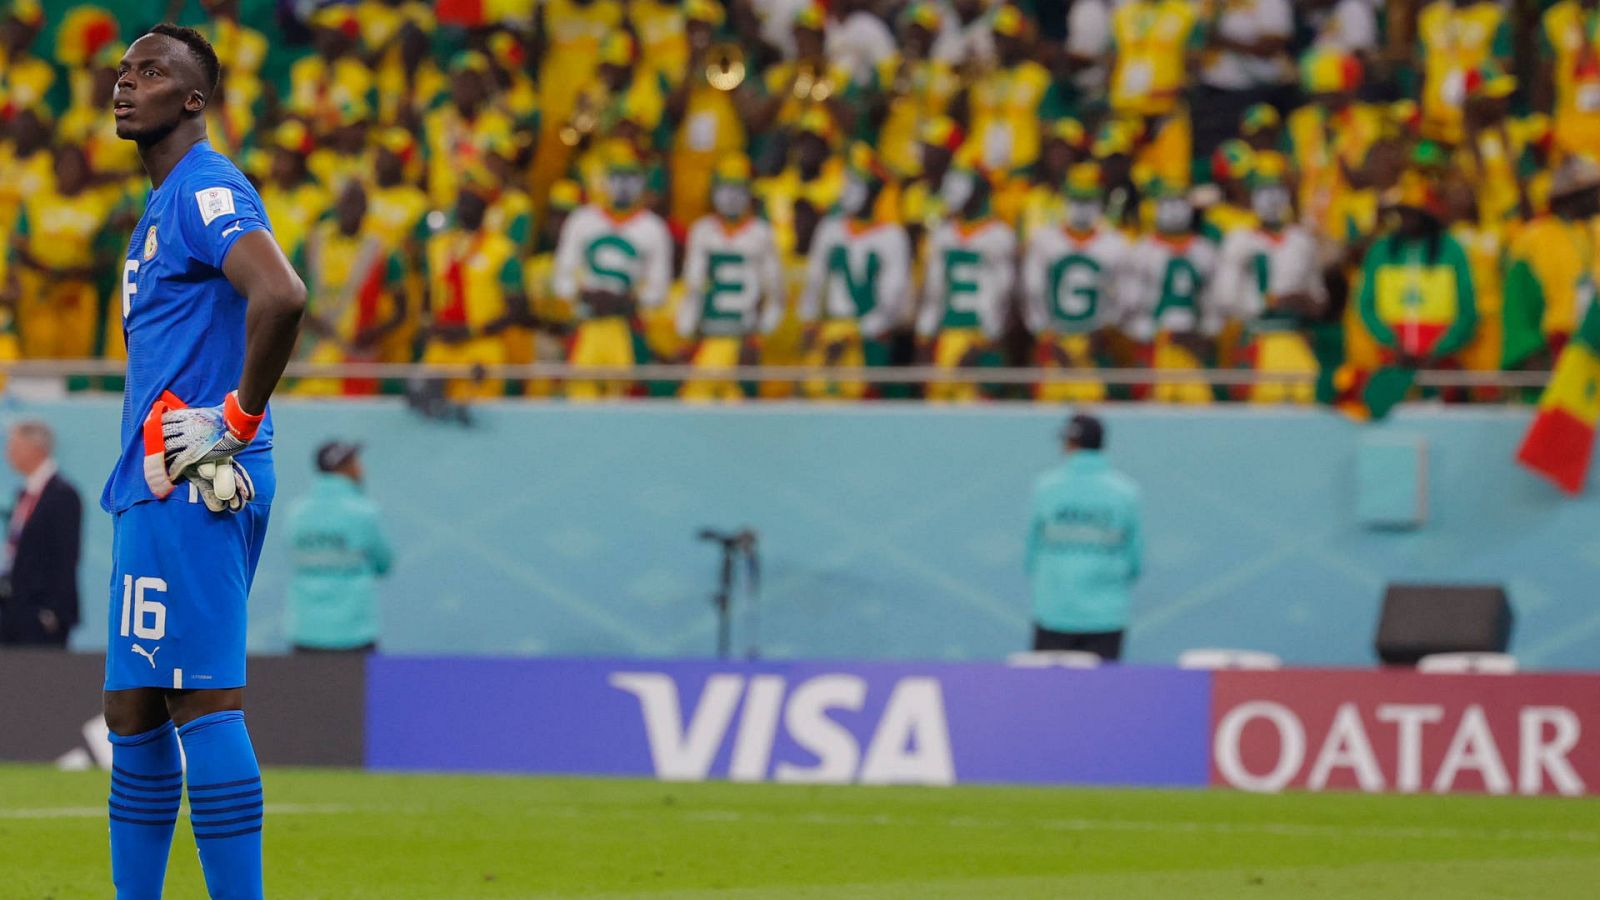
[1062, 414, 1105, 451]
[146, 23, 220, 98]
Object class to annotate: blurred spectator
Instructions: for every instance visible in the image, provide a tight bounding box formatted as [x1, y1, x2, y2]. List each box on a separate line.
[632, 0, 688, 88]
[1457, 62, 1529, 230]
[1009, 119, 1086, 238]
[1306, 0, 1380, 58]
[10, 143, 113, 360]
[421, 180, 526, 400]
[1107, 0, 1201, 186]
[1062, 0, 1112, 102]
[1, 420, 80, 649]
[530, 0, 625, 215]
[285, 442, 392, 654]
[1193, 0, 1294, 164]
[59, 42, 141, 187]
[1212, 158, 1327, 403]
[1416, 0, 1511, 145]
[423, 51, 512, 212]
[1357, 173, 1478, 368]
[374, 19, 445, 129]
[1503, 156, 1600, 370]
[288, 5, 375, 133]
[967, 6, 1063, 173]
[798, 145, 911, 399]
[0, 0, 54, 112]
[259, 120, 331, 261]
[669, 1, 754, 229]
[293, 181, 407, 397]
[827, 0, 895, 87]
[0, 108, 55, 257]
[935, 0, 999, 69]
[1539, 0, 1600, 159]
[757, 110, 844, 260]
[308, 97, 371, 196]
[876, 4, 961, 179]
[916, 167, 1015, 402]
[677, 155, 783, 402]
[1122, 177, 1217, 404]
[1025, 414, 1140, 663]
[1023, 162, 1129, 403]
[1289, 49, 1382, 239]
[554, 143, 673, 400]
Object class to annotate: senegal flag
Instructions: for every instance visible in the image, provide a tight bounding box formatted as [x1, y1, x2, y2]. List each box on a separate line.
[1517, 294, 1600, 494]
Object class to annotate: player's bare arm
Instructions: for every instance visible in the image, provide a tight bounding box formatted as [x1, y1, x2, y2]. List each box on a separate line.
[225, 230, 307, 414]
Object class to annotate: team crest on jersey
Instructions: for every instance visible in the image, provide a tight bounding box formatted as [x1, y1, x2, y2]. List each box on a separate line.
[143, 225, 158, 261]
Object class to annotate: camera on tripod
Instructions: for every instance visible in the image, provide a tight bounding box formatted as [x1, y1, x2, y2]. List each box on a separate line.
[697, 527, 760, 660]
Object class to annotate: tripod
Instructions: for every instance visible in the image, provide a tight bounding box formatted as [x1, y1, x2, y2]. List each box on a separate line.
[697, 528, 760, 660]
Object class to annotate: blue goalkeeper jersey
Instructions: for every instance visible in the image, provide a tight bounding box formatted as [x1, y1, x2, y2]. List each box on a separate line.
[101, 140, 277, 514]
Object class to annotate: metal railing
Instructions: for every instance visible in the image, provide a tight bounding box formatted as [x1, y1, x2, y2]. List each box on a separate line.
[0, 359, 1553, 391]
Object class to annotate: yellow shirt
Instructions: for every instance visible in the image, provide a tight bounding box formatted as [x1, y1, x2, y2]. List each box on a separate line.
[0, 148, 53, 250]
[1288, 102, 1383, 238]
[756, 161, 845, 258]
[367, 183, 431, 251]
[1418, 0, 1509, 143]
[298, 221, 403, 340]
[631, 0, 689, 87]
[423, 105, 514, 209]
[1543, 1, 1600, 154]
[1505, 215, 1595, 345]
[538, 0, 624, 126]
[0, 49, 55, 112]
[488, 187, 533, 248]
[1455, 124, 1528, 228]
[201, 18, 269, 80]
[763, 60, 855, 135]
[877, 56, 961, 177]
[1109, 0, 1198, 117]
[204, 98, 257, 160]
[60, 105, 142, 179]
[376, 59, 447, 127]
[524, 251, 573, 324]
[15, 185, 113, 272]
[571, 71, 667, 146]
[968, 62, 1055, 170]
[308, 149, 368, 197]
[672, 80, 746, 157]
[261, 182, 332, 259]
[425, 227, 522, 334]
[288, 56, 377, 130]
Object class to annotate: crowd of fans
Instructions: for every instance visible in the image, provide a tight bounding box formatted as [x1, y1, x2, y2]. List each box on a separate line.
[0, 0, 1594, 403]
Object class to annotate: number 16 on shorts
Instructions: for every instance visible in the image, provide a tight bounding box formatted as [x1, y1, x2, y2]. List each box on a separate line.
[119, 575, 169, 641]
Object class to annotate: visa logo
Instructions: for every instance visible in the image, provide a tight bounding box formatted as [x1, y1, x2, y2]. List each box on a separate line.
[609, 672, 955, 785]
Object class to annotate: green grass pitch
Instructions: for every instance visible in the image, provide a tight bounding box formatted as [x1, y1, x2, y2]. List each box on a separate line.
[3, 764, 1599, 898]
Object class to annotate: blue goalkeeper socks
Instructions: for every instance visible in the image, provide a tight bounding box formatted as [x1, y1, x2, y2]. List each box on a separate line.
[109, 721, 182, 900]
[179, 710, 264, 900]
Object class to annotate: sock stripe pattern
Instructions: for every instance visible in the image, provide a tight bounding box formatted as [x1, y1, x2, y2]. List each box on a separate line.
[108, 720, 183, 899]
[179, 710, 265, 899]
[188, 775, 263, 838]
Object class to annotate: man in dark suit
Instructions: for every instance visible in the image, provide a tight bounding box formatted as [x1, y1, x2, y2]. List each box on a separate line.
[1, 420, 81, 647]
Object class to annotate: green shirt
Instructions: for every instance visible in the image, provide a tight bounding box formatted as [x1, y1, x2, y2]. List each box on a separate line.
[285, 474, 393, 649]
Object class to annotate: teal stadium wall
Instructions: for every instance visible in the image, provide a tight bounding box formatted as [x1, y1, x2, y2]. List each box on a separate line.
[6, 398, 1598, 669]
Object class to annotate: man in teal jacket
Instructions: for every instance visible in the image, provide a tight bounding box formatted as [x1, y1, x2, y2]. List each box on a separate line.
[1025, 414, 1142, 661]
[285, 442, 393, 652]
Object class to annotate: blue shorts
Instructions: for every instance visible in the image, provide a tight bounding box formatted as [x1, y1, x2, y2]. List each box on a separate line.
[104, 491, 271, 691]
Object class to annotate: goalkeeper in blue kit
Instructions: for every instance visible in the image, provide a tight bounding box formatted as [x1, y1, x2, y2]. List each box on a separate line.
[101, 26, 305, 899]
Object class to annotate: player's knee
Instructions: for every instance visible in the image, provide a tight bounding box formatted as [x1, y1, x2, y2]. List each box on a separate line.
[103, 689, 170, 737]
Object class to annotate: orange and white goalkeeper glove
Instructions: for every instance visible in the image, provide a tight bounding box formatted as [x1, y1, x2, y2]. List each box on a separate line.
[142, 390, 263, 505]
